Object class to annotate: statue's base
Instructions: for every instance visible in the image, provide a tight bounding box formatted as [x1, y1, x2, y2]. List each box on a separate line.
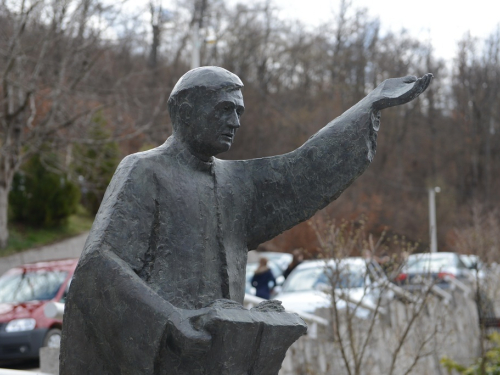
[158, 302, 307, 375]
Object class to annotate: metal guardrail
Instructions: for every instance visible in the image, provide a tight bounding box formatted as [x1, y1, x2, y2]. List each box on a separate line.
[334, 289, 387, 316]
[244, 291, 390, 338]
[379, 280, 419, 304]
[443, 275, 471, 297]
[427, 283, 452, 304]
[367, 261, 420, 304]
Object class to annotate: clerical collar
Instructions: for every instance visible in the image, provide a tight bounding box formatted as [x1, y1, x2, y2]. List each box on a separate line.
[164, 136, 214, 172]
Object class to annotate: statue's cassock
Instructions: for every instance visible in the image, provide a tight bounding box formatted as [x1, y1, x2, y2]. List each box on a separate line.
[60, 82, 381, 374]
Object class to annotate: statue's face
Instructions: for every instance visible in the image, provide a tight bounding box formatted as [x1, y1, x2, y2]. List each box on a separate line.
[184, 89, 245, 159]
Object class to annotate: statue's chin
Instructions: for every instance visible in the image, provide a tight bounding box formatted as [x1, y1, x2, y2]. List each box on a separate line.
[211, 141, 232, 156]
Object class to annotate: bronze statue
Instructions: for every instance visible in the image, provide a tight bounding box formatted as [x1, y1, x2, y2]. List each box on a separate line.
[60, 67, 432, 374]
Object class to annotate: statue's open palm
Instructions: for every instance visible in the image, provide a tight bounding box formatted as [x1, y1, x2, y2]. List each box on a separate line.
[371, 73, 433, 110]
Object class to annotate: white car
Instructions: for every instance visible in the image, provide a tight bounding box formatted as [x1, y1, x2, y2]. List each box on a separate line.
[459, 254, 487, 280]
[275, 258, 380, 318]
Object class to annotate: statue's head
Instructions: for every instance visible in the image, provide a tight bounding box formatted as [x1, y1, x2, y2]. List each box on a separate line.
[168, 66, 245, 160]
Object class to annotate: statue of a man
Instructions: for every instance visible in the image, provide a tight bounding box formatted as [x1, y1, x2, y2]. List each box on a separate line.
[60, 67, 431, 374]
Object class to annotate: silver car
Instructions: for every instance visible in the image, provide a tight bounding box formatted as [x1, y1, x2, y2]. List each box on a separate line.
[395, 252, 472, 290]
[275, 258, 380, 318]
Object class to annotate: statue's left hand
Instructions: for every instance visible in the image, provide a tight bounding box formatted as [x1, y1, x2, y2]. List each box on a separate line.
[371, 73, 433, 110]
[167, 308, 212, 356]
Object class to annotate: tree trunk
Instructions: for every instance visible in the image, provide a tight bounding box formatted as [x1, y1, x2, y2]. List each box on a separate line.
[0, 185, 10, 249]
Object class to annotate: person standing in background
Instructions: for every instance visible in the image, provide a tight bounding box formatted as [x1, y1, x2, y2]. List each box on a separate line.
[284, 249, 304, 279]
[251, 258, 276, 299]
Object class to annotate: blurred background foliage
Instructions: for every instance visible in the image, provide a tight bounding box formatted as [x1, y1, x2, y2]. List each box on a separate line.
[441, 332, 500, 374]
[72, 112, 120, 215]
[0, 0, 499, 257]
[9, 153, 80, 227]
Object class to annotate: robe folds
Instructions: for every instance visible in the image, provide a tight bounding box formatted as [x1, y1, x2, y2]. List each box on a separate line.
[60, 98, 380, 374]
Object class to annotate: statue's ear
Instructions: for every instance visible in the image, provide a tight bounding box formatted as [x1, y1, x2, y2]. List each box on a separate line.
[179, 102, 193, 124]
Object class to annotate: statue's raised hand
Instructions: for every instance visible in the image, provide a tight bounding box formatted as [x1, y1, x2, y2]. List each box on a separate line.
[370, 73, 433, 110]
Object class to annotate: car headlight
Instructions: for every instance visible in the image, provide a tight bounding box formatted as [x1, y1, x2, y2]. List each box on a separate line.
[5, 318, 36, 332]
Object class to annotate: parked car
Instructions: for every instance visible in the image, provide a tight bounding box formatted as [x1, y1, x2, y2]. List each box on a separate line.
[395, 252, 472, 291]
[0, 259, 77, 361]
[459, 254, 488, 279]
[274, 258, 380, 318]
[459, 254, 482, 270]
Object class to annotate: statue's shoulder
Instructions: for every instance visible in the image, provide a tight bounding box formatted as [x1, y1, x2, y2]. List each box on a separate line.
[117, 145, 169, 177]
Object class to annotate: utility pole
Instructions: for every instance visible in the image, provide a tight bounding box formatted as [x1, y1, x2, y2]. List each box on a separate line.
[191, 18, 200, 69]
[428, 186, 441, 253]
[191, 0, 207, 69]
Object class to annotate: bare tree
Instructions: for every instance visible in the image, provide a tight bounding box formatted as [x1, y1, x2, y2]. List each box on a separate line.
[1, 0, 498, 263]
[284, 218, 478, 375]
[0, 0, 120, 246]
[452, 30, 500, 206]
[0, 0, 179, 244]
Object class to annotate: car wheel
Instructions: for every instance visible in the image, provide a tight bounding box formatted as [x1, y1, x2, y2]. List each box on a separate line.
[43, 328, 62, 348]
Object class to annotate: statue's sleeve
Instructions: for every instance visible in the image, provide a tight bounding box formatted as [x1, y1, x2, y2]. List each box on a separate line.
[61, 154, 177, 373]
[242, 98, 380, 249]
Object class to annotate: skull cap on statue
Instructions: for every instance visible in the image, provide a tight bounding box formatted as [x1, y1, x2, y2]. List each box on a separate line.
[168, 66, 244, 102]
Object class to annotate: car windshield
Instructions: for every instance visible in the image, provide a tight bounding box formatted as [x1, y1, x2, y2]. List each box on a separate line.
[407, 255, 457, 272]
[460, 255, 483, 270]
[282, 266, 365, 293]
[0, 270, 68, 303]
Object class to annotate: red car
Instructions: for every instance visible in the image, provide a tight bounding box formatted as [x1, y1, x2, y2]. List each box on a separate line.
[0, 258, 77, 360]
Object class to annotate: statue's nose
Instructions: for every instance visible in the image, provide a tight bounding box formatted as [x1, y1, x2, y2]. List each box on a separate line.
[228, 110, 240, 128]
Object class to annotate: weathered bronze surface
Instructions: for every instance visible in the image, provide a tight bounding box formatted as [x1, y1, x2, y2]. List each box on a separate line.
[60, 67, 432, 374]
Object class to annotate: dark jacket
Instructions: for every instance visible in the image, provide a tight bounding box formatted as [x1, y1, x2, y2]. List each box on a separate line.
[251, 268, 276, 299]
[284, 261, 303, 279]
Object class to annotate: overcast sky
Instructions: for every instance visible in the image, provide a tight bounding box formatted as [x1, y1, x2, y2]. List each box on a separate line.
[269, 0, 500, 61]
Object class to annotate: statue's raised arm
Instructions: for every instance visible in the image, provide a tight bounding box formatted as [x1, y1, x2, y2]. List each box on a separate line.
[242, 74, 433, 248]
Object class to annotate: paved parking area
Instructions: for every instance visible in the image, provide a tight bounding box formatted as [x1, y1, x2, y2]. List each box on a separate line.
[0, 232, 88, 276]
[0, 359, 40, 372]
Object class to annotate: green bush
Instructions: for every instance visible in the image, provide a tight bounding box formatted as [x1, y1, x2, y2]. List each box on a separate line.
[9, 154, 80, 227]
[73, 112, 119, 215]
[441, 332, 500, 375]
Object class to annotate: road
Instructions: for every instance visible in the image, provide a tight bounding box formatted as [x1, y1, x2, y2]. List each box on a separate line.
[0, 232, 88, 276]
[0, 359, 42, 372]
